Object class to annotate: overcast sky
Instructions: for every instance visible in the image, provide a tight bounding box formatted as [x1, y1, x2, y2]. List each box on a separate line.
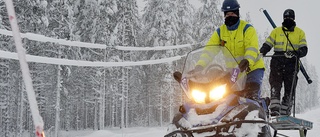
[137, 0, 320, 85]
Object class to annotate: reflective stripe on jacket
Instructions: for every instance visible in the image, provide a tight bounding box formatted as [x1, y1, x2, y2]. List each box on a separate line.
[197, 20, 265, 72]
[264, 26, 307, 52]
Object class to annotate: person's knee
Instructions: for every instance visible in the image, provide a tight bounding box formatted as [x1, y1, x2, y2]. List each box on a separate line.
[244, 82, 260, 99]
[245, 82, 260, 93]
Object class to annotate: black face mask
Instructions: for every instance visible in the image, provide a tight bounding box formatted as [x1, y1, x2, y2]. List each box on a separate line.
[282, 18, 296, 31]
[224, 16, 239, 27]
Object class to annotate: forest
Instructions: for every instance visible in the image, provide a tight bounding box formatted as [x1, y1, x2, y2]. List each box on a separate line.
[0, 0, 318, 137]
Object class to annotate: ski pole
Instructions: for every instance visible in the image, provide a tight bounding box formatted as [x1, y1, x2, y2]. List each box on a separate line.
[260, 8, 312, 84]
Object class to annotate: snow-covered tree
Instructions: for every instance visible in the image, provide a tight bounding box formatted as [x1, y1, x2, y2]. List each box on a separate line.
[175, 0, 195, 44]
[142, 0, 179, 47]
[0, 59, 11, 137]
[193, 0, 223, 44]
[295, 60, 319, 113]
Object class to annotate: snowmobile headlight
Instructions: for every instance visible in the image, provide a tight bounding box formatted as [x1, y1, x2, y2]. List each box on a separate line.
[209, 84, 227, 101]
[191, 89, 206, 104]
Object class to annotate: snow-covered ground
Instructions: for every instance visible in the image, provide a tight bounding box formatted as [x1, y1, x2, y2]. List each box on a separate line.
[59, 106, 320, 137]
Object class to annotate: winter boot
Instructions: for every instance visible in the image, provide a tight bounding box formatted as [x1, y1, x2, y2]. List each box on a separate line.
[280, 102, 292, 116]
[269, 98, 280, 117]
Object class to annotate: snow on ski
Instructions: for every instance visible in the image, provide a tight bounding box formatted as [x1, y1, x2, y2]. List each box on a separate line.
[4, 0, 45, 137]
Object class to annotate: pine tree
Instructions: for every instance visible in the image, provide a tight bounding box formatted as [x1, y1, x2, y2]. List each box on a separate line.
[193, 0, 223, 43]
[0, 2, 17, 136]
[175, 0, 195, 45]
[142, 0, 179, 46]
[0, 59, 10, 137]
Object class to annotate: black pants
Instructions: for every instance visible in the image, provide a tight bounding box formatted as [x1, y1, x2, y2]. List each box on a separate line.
[269, 57, 298, 115]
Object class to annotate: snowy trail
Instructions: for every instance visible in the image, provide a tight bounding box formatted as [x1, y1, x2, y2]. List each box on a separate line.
[77, 127, 167, 137]
[59, 107, 320, 137]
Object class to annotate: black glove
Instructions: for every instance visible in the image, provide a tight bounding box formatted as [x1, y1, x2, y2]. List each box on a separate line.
[284, 51, 299, 58]
[239, 59, 249, 72]
[298, 46, 308, 57]
[259, 43, 271, 56]
[259, 50, 267, 56]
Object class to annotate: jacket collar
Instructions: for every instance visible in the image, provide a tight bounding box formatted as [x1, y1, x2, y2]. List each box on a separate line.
[282, 26, 295, 32]
[226, 19, 240, 30]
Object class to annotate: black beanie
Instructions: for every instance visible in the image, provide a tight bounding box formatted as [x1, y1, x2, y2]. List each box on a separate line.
[224, 9, 239, 17]
[283, 9, 295, 20]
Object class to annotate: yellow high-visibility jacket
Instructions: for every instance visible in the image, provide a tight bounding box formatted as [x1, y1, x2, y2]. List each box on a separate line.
[197, 20, 265, 72]
[264, 27, 307, 52]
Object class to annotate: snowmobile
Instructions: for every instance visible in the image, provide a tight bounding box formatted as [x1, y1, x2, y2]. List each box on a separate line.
[165, 45, 272, 137]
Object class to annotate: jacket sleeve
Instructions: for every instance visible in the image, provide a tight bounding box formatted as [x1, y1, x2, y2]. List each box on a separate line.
[196, 30, 221, 67]
[260, 43, 272, 56]
[260, 29, 276, 55]
[206, 30, 221, 46]
[298, 29, 308, 57]
[243, 26, 259, 69]
[298, 46, 308, 57]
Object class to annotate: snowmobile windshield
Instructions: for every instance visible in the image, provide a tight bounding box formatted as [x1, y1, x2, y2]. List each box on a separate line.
[180, 45, 246, 103]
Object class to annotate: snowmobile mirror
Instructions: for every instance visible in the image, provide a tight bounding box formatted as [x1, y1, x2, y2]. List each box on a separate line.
[173, 71, 182, 83]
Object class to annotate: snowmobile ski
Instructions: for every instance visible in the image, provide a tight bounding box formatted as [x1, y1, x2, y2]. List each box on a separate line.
[165, 120, 269, 137]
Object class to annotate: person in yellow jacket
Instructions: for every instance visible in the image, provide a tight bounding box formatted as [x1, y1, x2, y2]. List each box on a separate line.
[260, 9, 308, 116]
[191, 0, 265, 100]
